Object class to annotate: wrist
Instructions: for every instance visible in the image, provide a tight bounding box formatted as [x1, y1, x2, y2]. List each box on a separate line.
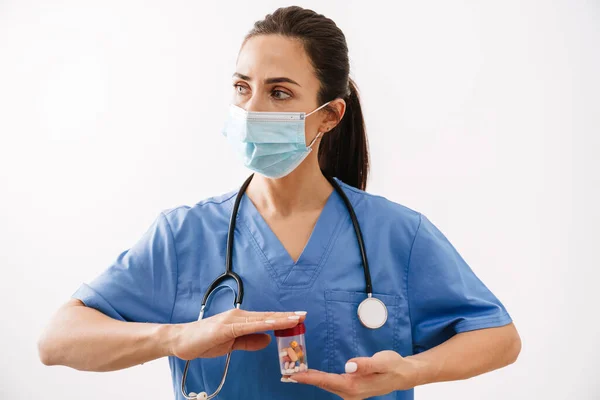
[402, 355, 431, 388]
[156, 323, 180, 358]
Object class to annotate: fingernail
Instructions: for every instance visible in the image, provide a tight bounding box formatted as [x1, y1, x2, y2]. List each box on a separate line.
[265, 320, 275, 324]
[345, 362, 358, 373]
[288, 315, 300, 320]
[294, 311, 307, 316]
[288, 378, 298, 383]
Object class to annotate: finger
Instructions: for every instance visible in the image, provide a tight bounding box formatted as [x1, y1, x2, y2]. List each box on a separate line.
[345, 351, 396, 375]
[291, 369, 349, 393]
[231, 333, 271, 351]
[228, 316, 301, 338]
[233, 310, 307, 323]
[344, 357, 384, 375]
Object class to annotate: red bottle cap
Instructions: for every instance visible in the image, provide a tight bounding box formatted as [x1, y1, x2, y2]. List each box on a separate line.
[274, 322, 306, 337]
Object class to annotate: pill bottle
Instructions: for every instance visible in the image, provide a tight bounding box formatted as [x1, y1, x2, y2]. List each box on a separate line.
[274, 322, 308, 381]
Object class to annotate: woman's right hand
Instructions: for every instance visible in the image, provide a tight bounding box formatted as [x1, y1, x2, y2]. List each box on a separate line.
[168, 309, 305, 360]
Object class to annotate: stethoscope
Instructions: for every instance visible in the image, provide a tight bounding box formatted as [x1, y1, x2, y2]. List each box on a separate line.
[181, 174, 388, 400]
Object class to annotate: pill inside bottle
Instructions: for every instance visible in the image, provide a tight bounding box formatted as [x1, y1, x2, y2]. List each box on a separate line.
[274, 322, 308, 381]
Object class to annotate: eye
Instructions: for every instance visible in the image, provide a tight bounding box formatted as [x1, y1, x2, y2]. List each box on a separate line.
[271, 89, 291, 100]
[233, 83, 249, 95]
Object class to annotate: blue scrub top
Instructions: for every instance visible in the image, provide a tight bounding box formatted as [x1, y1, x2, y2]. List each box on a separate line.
[73, 178, 512, 399]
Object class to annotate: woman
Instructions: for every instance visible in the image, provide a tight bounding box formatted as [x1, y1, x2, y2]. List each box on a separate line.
[38, 6, 521, 400]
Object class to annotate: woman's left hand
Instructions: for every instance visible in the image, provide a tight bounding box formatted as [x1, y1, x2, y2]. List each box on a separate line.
[291, 350, 420, 400]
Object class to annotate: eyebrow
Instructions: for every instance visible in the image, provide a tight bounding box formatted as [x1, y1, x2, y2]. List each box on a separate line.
[233, 72, 301, 87]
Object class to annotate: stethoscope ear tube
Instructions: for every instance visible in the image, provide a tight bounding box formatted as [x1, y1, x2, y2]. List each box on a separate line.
[184, 287, 239, 400]
[201, 272, 243, 307]
[222, 174, 254, 305]
[324, 175, 373, 296]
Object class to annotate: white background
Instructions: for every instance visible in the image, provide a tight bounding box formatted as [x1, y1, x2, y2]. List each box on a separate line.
[1, 0, 598, 399]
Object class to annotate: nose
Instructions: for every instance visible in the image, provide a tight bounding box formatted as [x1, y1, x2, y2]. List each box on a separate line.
[235, 86, 270, 112]
[244, 95, 268, 112]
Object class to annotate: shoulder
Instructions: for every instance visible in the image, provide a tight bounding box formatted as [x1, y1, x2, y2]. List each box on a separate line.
[335, 178, 423, 233]
[158, 188, 240, 234]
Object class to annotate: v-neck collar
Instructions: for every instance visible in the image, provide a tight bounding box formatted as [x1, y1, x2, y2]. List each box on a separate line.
[234, 179, 347, 288]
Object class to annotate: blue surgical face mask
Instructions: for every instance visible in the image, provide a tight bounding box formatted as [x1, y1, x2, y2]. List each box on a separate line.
[221, 102, 331, 179]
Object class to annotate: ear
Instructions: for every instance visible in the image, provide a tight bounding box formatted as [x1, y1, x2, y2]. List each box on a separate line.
[318, 98, 346, 134]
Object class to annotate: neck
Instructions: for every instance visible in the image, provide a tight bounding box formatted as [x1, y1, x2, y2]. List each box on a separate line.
[245, 156, 333, 217]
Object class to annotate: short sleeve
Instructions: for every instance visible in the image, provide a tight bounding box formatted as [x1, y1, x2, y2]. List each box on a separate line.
[72, 212, 178, 324]
[407, 214, 512, 354]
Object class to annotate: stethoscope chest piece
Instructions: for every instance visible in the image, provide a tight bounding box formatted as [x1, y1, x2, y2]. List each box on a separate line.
[357, 296, 388, 329]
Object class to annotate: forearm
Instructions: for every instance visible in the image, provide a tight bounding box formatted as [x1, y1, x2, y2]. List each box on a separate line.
[407, 323, 521, 387]
[38, 300, 176, 372]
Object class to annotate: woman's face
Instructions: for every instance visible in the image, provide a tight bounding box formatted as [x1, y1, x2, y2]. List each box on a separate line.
[233, 34, 344, 143]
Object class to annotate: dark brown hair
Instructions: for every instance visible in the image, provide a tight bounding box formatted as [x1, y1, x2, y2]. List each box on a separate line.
[244, 6, 370, 190]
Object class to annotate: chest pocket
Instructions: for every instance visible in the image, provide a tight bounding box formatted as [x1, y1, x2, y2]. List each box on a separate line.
[324, 290, 402, 375]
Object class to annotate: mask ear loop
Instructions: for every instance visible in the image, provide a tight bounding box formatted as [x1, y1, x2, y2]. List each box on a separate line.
[307, 131, 324, 149]
[305, 101, 331, 118]
[306, 101, 331, 149]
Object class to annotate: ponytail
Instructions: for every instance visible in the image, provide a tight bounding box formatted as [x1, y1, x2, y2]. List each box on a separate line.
[318, 78, 369, 190]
